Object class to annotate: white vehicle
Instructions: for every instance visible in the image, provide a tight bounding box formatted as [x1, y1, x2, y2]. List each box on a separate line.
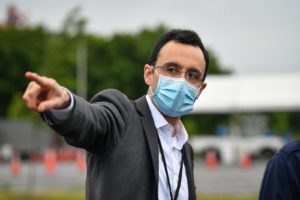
[190, 134, 285, 165]
[0, 143, 13, 163]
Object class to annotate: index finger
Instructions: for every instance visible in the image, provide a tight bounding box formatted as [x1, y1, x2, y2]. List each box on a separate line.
[25, 72, 50, 88]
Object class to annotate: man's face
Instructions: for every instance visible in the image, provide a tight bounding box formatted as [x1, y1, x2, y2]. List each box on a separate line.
[144, 40, 207, 99]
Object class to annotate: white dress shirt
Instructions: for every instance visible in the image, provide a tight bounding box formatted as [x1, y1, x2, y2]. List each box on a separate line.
[49, 92, 189, 200]
[146, 95, 189, 200]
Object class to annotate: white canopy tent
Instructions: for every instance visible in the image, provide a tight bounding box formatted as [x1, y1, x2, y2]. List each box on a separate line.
[192, 73, 300, 114]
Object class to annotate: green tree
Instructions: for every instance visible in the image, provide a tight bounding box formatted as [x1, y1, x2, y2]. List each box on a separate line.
[268, 112, 300, 137]
[0, 26, 47, 117]
[6, 7, 86, 120]
[86, 25, 168, 100]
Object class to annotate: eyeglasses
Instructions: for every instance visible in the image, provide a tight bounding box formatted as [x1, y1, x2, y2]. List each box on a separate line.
[152, 65, 202, 87]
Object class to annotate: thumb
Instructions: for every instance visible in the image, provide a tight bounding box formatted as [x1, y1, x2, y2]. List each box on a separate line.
[37, 99, 58, 112]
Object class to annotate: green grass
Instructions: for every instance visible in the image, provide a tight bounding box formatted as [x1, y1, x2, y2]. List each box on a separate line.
[197, 194, 258, 200]
[0, 189, 258, 200]
[0, 189, 85, 200]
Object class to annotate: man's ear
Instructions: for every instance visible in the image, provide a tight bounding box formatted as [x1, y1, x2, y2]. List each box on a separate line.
[144, 64, 154, 86]
[195, 82, 207, 100]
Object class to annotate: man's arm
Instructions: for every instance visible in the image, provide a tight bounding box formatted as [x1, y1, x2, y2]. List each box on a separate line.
[23, 72, 131, 153]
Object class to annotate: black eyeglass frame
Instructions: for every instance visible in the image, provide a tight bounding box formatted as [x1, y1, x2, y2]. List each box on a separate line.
[151, 65, 203, 87]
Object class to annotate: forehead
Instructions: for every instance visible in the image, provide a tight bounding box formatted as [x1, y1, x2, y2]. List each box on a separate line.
[156, 41, 206, 73]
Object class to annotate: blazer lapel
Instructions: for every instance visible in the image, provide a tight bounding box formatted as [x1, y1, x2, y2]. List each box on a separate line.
[183, 144, 196, 200]
[134, 96, 159, 188]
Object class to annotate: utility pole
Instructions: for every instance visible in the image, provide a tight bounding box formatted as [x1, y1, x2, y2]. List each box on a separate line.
[76, 41, 87, 99]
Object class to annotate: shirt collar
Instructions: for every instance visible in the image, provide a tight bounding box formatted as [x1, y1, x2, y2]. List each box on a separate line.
[145, 95, 188, 150]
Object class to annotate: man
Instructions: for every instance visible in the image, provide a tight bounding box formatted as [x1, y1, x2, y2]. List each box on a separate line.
[23, 29, 209, 200]
[259, 141, 300, 200]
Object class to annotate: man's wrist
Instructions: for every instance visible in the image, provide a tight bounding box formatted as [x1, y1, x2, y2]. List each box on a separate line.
[60, 88, 71, 109]
[49, 87, 74, 123]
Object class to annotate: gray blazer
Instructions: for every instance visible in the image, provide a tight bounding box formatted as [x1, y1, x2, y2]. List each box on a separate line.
[42, 89, 196, 200]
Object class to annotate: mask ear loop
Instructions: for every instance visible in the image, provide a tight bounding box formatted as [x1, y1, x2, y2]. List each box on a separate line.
[150, 85, 154, 96]
[150, 66, 159, 96]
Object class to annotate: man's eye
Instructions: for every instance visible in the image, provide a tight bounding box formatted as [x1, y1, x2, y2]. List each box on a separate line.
[187, 72, 199, 80]
[166, 67, 177, 74]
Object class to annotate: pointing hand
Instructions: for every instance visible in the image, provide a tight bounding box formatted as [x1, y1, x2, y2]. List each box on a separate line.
[23, 72, 71, 113]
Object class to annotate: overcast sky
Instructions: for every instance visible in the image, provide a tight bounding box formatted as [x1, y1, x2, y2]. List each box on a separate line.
[1, 0, 300, 74]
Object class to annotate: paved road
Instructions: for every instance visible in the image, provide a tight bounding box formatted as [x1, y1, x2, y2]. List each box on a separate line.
[0, 159, 268, 194]
[0, 162, 86, 191]
[194, 160, 267, 194]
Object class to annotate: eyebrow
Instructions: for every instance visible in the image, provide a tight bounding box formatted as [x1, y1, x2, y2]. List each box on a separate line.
[162, 61, 181, 68]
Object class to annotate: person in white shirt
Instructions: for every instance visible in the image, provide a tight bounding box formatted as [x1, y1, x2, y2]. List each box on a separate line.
[23, 29, 209, 200]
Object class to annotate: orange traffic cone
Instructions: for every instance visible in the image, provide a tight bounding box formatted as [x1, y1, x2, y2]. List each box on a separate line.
[205, 150, 218, 170]
[10, 154, 21, 176]
[44, 149, 57, 175]
[240, 152, 252, 169]
[76, 150, 86, 173]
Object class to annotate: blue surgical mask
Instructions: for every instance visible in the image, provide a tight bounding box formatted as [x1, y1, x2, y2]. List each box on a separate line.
[150, 74, 200, 117]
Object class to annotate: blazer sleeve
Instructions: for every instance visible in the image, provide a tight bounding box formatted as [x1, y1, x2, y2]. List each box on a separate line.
[41, 89, 133, 153]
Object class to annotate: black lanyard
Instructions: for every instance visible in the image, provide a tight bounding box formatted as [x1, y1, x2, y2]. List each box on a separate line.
[158, 135, 185, 200]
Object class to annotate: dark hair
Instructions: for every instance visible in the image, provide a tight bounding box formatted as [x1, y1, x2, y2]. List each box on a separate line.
[148, 29, 210, 81]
